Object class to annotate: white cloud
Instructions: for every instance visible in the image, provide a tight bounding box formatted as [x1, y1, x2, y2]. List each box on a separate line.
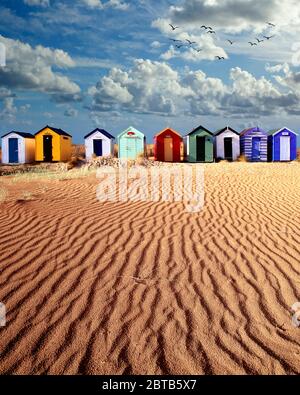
[0, 97, 17, 122]
[81, 0, 129, 10]
[88, 58, 300, 118]
[0, 35, 81, 102]
[150, 41, 162, 49]
[152, 18, 227, 62]
[152, 1, 300, 63]
[24, 0, 50, 7]
[89, 59, 193, 115]
[169, 0, 300, 34]
[265, 63, 289, 74]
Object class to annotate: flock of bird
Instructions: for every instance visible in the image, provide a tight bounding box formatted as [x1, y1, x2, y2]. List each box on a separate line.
[167, 21, 276, 61]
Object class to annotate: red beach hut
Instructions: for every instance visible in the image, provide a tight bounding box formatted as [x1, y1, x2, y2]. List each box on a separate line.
[154, 128, 182, 162]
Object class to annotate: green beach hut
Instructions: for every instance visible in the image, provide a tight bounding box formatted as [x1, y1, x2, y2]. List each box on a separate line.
[184, 125, 214, 162]
[117, 126, 145, 160]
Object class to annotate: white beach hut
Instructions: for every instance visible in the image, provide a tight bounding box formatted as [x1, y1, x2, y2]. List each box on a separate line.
[1, 131, 35, 164]
[214, 126, 240, 161]
[84, 128, 115, 160]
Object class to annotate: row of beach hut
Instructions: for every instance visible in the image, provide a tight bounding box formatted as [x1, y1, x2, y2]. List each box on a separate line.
[1, 125, 298, 164]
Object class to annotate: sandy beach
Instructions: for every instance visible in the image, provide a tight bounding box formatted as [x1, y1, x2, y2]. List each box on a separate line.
[0, 162, 300, 375]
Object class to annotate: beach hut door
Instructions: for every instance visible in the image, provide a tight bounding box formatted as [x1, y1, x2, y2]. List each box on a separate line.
[252, 137, 261, 160]
[224, 137, 233, 160]
[164, 137, 173, 162]
[43, 135, 53, 162]
[8, 138, 19, 163]
[125, 137, 137, 159]
[280, 136, 290, 161]
[93, 139, 103, 157]
[196, 136, 206, 161]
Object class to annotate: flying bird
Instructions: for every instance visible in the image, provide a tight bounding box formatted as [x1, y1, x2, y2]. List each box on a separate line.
[194, 48, 203, 52]
[201, 25, 209, 29]
[266, 22, 276, 27]
[263, 35, 275, 40]
[256, 38, 264, 43]
[169, 38, 182, 42]
[207, 30, 216, 34]
[215, 56, 225, 60]
[175, 44, 184, 49]
[227, 39, 234, 45]
[248, 42, 257, 46]
[169, 24, 179, 30]
[186, 39, 196, 45]
[207, 27, 213, 30]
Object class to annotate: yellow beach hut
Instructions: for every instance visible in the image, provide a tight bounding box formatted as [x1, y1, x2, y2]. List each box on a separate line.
[35, 126, 72, 162]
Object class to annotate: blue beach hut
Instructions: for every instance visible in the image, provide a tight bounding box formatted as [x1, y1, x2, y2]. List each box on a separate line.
[117, 127, 145, 160]
[267, 128, 298, 162]
[240, 127, 268, 162]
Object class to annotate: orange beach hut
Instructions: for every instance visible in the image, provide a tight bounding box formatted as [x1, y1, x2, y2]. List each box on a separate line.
[35, 126, 72, 162]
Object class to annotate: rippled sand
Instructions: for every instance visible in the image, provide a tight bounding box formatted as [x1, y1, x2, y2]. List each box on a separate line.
[0, 162, 300, 374]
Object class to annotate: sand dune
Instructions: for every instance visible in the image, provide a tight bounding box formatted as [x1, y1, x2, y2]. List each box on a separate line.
[0, 162, 300, 374]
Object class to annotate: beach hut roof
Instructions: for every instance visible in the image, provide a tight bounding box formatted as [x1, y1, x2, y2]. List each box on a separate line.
[154, 128, 182, 138]
[267, 127, 298, 136]
[1, 131, 35, 139]
[214, 126, 239, 136]
[118, 126, 144, 138]
[186, 125, 213, 137]
[84, 128, 115, 140]
[240, 127, 267, 136]
[35, 125, 72, 137]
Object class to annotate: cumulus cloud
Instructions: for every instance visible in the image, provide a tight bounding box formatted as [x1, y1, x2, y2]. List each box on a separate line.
[24, 0, 50, 7]
[0, 88, 15, 101]
[88, 58, 300, 118]
[169, 0, 300, 34]
[152, 18, 227, 62]
[88, 59, 193, 116]
[0, 35, 81, 102]
[150, 41, 162, 49]
[0, 97, 17, 121]
[81, 0, 129, 10]
[152, 1, 300, 63]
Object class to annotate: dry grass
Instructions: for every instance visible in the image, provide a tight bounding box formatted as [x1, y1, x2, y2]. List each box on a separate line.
[113, 144, 118, 158]
[237, 154, 248, 162]
[71, 144, 85, 159]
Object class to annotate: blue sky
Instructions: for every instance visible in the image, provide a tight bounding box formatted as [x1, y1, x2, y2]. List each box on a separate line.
[1, 0, 300, 144]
